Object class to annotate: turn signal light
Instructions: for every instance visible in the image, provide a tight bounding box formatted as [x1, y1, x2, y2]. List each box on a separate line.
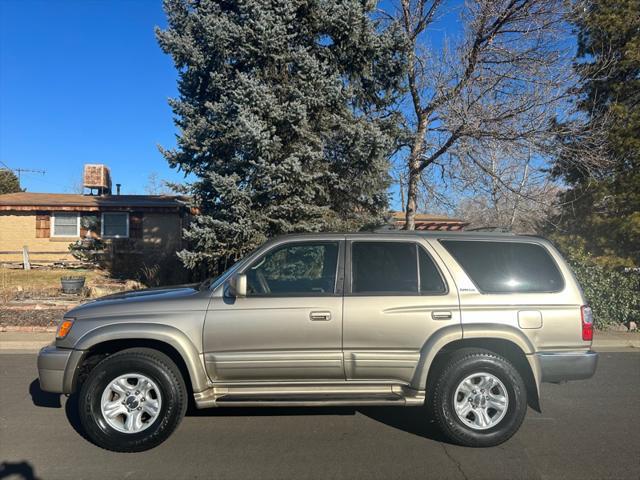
[56, 318, 75, 339]
[581, 306, 593, 342]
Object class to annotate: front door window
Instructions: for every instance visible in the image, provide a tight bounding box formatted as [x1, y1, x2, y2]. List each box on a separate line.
[246, 242, 339, 296]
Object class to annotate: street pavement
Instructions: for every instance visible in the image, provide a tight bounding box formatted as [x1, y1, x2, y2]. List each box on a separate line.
[1, 351, 638, 480]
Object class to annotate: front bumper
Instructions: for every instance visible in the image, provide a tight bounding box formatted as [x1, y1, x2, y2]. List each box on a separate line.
[536, 350, 598, 383]
[37, 345, 84, 393]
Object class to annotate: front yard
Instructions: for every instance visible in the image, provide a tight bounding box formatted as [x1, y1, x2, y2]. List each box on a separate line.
[0, 267, 142, 329]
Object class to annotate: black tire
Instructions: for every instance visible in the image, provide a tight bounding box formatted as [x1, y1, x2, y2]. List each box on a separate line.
[78, 348, 188, 452]
[429, 348, 527, 447]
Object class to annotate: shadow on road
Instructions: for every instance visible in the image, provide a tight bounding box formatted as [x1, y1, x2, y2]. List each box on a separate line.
[28, 380, 60, 408]
[187, 403, 449, 443]
[0, 461, 41, 480]
[358, 406, 449, 443]
[63, 394, 92, 443]
[28, 378, 448, 445]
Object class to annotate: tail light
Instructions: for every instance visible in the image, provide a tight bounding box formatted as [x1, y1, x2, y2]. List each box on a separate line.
[581, 306, 593, 341]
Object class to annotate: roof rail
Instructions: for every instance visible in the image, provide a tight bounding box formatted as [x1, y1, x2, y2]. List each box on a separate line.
[465, 226, 513, 233]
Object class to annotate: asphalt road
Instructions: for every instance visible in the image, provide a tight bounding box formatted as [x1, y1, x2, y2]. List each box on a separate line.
[1, 351, 638, 480]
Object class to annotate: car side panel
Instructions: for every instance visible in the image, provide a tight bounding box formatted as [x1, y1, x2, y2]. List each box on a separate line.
[343, 237, 462, 385]
[429, 238, 591, 352]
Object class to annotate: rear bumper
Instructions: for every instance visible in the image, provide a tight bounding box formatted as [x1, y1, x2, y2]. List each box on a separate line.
[536, 350, 598, 383]
[37, 344, 84, 394]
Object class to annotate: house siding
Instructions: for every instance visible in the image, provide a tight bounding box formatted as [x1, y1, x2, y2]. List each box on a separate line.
[143, 213, 183, 251]
[0, 212, 74, 262]
[0, 210, 185, 265]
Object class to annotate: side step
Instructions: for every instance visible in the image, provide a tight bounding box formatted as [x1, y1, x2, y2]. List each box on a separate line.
[215, 392, 405, 407]
[194, 384, 425, 408]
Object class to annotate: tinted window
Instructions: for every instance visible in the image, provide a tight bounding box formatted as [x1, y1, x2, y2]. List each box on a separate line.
[246, 242, 339, 296]
[352, 242, 418, 294]
[419, 248, 447, 294]
[441, 240, 564, 293]
[102, 212, 129, 238]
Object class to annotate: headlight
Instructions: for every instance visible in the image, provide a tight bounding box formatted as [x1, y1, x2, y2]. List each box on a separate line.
[56, 317, 75, 339]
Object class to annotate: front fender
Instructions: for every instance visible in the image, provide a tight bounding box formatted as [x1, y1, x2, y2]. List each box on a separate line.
[70, 323, 210, 393]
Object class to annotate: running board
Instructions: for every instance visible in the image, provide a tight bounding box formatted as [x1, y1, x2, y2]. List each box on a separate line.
[194, 384, 425, 408]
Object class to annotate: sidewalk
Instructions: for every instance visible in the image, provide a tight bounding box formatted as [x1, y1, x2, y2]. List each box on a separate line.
[0, 330, 638, 354]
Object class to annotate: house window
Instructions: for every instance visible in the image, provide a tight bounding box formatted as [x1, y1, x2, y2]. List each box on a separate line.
[101, 212, 129, 238]
[51, 212, 80, 237]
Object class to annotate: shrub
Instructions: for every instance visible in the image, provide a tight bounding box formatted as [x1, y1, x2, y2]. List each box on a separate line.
[561, 245, 639, 329]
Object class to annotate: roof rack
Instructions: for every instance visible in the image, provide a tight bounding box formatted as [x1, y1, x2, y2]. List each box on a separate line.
[465, 226, 513, 233]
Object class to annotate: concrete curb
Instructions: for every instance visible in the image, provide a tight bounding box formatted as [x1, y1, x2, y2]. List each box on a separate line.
[1, 326, 57, 333]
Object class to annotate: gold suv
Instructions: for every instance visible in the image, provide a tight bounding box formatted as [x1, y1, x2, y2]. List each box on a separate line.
[38, 232, 597, 451]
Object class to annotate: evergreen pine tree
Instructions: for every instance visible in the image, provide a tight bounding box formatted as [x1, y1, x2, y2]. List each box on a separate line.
[0, 169, 22, 194]
[157, 0, 403, 273]
[553, 0, 639, 268]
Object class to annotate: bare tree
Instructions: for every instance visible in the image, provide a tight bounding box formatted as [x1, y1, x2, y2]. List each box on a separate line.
[452, 147, 559, 232]
[144, 172, 173, 196]
[393, 0, 606, 229]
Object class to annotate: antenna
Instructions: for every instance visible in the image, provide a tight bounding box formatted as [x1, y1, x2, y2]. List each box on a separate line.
[0, 161, 46, 182]
[13, 168, 46, 181]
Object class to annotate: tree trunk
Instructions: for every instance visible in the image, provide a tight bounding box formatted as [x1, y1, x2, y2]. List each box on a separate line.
[405, 163, 419, 230]
[404, 119, 428, 230]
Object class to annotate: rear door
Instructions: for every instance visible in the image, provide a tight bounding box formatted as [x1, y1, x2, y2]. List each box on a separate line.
[342, 238, 461, 384]
[203, 238, 346, 381]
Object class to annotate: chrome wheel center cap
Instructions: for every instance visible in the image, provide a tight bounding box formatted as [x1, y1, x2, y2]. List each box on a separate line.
[125, 395, 140, 410]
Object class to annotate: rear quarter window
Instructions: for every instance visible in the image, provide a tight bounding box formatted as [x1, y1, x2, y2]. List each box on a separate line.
[441, 240, 564, 293]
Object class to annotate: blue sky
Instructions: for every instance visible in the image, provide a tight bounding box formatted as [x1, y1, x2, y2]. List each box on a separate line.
[0, 0, 463, 207]
[0, 0, 180, 195]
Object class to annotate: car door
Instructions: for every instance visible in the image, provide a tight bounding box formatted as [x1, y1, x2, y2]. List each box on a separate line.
[342, 238, 461, 384]
[203, 238, 345, 381]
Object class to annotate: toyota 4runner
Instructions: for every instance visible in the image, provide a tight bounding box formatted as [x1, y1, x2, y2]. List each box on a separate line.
[38, 232, 598, 451]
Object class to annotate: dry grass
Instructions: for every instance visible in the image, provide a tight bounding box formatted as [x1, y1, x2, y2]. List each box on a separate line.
[0, 267, 106, 303]
[0, 268, 104, 289]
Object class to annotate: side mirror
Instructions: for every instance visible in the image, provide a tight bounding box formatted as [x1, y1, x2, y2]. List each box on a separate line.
[228, 274, 247, 297]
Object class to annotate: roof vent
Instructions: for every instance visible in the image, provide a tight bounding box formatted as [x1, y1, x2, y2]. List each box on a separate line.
[83, 164, 112, 195]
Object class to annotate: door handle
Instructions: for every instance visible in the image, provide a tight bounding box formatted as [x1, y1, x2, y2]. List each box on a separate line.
[432, 311, 453, 320]
[310, 311, 332, 321]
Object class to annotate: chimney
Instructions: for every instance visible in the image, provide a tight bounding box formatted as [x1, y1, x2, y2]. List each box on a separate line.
[116, 184, 121, 195]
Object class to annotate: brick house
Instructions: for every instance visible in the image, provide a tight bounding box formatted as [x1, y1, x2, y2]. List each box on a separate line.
[0, 192, 188, 269]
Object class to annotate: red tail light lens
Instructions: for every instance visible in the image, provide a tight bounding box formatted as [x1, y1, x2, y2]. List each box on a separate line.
[581, 306, 593, 341]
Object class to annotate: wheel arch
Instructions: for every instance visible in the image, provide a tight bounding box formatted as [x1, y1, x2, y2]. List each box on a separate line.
[66, 323, 210, 396]
[417, 327, 541, 412]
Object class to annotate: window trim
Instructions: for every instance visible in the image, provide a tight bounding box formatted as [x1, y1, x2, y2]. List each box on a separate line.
[101, 212, 130, 239]
[439, 238, 565, 295]
[51, 212, 80, 238]
[241, 240, 344, 298]
[346, 240, 449, 297]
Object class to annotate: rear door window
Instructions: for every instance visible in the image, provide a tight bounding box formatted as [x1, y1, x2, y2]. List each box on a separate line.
[351, 242, 447, 295]
[441, 240, 564, 293]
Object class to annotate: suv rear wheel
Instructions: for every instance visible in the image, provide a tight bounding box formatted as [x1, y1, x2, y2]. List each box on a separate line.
[430, 348, 527, 447]
[78, 348, 188, 452]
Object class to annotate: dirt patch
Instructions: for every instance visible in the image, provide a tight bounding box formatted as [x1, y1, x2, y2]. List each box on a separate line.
[0, 307, 69, 328]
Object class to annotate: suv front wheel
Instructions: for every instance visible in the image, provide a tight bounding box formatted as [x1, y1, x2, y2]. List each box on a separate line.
[78, 348, 188, 452]
[430, 348, 527, 447]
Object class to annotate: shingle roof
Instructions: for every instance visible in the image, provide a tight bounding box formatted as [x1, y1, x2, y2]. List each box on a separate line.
[0, 192, 186, 211]
[390, 211, 468, 231]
